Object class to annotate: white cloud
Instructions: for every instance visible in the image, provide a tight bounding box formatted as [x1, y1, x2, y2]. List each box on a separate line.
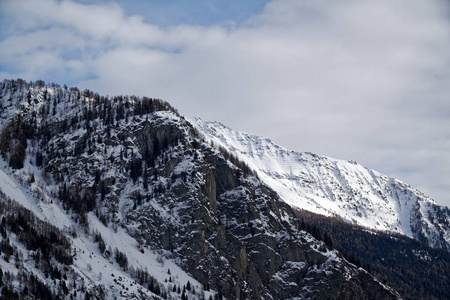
[1, 0, 450, 207]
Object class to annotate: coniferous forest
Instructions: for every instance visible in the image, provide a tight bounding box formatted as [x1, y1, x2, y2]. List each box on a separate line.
[295, 209, 450, 300]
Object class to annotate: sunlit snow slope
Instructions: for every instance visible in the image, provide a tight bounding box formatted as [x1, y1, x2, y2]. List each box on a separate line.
[189, 117, 450, 250]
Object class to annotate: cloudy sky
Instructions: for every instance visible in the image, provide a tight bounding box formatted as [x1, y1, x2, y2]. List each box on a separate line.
[1, 0, 450, 207]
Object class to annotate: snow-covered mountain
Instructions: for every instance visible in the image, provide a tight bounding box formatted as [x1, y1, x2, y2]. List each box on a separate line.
[0, 79, 399, 299]
[0, 162, 204, 299]
[189, 118, 450, 250]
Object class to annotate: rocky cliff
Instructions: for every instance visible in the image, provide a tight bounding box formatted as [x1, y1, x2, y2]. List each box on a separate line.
[0, 79, 399, 299]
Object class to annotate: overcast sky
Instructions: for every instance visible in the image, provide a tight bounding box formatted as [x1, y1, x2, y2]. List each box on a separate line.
[1, 0, 449, 208]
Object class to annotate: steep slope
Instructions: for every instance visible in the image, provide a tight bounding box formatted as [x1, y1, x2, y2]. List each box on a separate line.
[189, 118, 450, 250]
[0, 160, 189, 300]
[0, 79, 399, 299]
[295, 209, 450, 300]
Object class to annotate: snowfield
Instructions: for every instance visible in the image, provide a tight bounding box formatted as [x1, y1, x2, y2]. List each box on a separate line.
[188, 117, 450, 249]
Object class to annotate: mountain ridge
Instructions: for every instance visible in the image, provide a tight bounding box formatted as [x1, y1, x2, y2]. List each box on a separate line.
[0, 79, 399, 299]
[188, 117, 450, 251]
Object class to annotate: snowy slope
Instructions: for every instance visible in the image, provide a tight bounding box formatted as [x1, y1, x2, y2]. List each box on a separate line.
[0, 79, 400, 299]
[0, 160, 212, 299]
[189, 117, 450, 250]
[0, 161, 35, 213]
[0, 81, 213, 299]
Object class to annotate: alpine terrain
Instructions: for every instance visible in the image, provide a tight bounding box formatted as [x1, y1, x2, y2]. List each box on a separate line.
[189, 118, 450, 251]
[0, 78, 442, 299]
